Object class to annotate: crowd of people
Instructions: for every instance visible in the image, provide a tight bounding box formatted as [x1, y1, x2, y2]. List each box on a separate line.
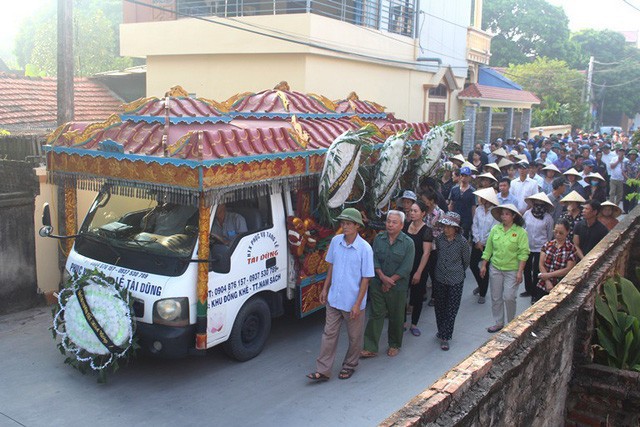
[307, 129, 631, 382]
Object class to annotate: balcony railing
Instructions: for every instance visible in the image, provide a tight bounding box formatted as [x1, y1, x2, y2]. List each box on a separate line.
[466, 26, 492, 65]
[126, 0, 417, 37]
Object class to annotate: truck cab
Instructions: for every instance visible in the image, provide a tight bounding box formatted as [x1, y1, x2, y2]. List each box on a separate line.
[63, 186, 290, 359]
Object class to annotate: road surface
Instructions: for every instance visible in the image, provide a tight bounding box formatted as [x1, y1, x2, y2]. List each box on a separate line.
[0, 276, 527, 427]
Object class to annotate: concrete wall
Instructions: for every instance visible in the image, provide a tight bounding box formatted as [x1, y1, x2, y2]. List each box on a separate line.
[0, 161, 40, 314]
[121, 13, 468, 124]
[34, 166, 96, 297]
[381, 209, 640, 426]
[420, 0, 471, 79]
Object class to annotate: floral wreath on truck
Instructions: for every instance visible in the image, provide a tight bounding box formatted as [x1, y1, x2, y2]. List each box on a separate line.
[51, 269, 138, 383]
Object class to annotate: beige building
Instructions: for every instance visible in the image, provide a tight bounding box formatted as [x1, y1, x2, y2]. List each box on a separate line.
[121, 0, 492, 132]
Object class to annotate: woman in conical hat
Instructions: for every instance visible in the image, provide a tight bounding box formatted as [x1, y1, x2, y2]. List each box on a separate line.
[480, 203, 530, 333]
[470, 187, 499, 305]
[559, 191, 585, 240]
[483, 162, 501, 180]
[585, 172, 607, 203]
[598, 200, 622, 230]
[522, 192, 554, 301]
[563, 168, 586, 199]
[541, 164, 561, 194]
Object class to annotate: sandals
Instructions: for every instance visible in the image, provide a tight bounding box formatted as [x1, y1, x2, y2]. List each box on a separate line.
[360, 350, 378, 358]
[487, 324, 503, 333]
[440, 340, 449, 351]
[338, 368, 355, 380]
[306, 372, 329, 382]
[409, 326, 421, 337]
[387, 347, 400, 357]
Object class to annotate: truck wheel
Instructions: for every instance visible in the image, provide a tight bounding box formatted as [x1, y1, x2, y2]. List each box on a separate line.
[223, 297, 271, 361]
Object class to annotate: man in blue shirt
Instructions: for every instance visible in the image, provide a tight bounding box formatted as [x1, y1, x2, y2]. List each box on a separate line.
[307, 208, 374, 381]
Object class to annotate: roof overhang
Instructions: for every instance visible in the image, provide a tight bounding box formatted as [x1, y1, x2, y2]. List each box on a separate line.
[424, 66, 461, 91]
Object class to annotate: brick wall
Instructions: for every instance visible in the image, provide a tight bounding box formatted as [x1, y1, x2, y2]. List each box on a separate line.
[381, 209, 640, 426]
[566, 364, 640, 426]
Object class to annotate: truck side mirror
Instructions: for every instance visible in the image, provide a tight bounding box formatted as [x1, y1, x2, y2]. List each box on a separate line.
[42, 203, 51, 227]
[39, 203, 53, 237]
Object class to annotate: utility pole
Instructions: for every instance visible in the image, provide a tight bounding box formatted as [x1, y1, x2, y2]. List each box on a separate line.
[57, 0, 74, 125]
[57, 0, 74, 272]
[583, 56, 594, 131]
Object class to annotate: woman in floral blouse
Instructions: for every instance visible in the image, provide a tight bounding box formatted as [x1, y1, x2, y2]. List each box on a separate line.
[532, 218, 577, 302]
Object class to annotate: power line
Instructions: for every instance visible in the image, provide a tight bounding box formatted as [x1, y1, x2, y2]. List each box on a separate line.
[622, 0, 640, 12]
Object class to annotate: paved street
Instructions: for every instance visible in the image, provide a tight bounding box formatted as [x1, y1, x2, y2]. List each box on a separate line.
[0, 276, 526, 427]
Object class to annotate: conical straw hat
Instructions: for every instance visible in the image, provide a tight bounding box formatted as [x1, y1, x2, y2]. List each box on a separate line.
[542, 164, 561, 175]
[484, 162, 501, 174]
[560, 190, 586, 204]
[600, 201, 622, 217]
[498, 157, 513, 168]
[490, 203, 524, 226]
[585, 172, 605, 182]
[462, 161, 478, 172]
[477, 172, 498, 183]
[563, 168, 582, 180]
[474, 187, 499, 206]
[525, 192, 554, 211]
[492, 147, 508, 157]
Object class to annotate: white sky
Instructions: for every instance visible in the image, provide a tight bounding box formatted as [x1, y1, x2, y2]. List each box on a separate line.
[547, 0, 640, 32]
[0, 0, 639, 65]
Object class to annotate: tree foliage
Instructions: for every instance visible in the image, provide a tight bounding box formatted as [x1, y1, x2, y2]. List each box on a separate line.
[482, 0, 578, 66]
[570, 29, 640, 122]
[14, 0, 133, 77]
[506, 58, 586, 126]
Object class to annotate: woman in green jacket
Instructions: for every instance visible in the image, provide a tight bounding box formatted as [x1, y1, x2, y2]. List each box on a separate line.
[480, 204, 530, 333]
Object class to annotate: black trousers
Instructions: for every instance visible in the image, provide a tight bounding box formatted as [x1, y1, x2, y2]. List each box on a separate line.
[524, 252, 540, 296]
[470, 245, 489, 297]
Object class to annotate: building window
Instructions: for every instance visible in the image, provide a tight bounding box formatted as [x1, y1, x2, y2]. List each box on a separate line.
[428, 84, 448, 99]
[428, 102, 446, 124]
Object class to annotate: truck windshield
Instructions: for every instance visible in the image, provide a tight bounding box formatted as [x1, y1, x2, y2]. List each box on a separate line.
[74, 187, 199, 276]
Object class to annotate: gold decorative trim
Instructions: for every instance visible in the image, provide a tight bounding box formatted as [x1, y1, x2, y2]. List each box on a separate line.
[307, 93, 337, 111]
[198, 97, 229, 113]
[276, 90, 290, 112]
[290, 115, 310, 148]
[349, 117, 386, 138]
[273, 81, 290, 91]
[165, 85, 190, 98]
[121, 96, 159, 114]
[220, 92, 254, 111]
[47, 123, 70, 145]
[167, 131, 193, 157]
[68, 114, 122, 146]
[369, 101, 386, 112]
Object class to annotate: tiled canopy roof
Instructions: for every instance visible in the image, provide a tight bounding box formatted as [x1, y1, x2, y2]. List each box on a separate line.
[0, 73, 122, 133]
[49, 87, 430, 162]
[458, 83, 540, 104]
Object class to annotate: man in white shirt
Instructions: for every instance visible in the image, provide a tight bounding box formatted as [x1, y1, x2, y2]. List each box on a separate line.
[609, 146, 626, 207]
[529, 161, 545, 189]
[510, 162, 540, 214]
[601, 144, 615, 175]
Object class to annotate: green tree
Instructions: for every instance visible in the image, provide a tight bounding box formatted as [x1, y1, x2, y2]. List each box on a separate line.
[14, 0, 133, 76]
[482, 0, 578, 67]
[506, 58, 586, 126]
[570, 29, 640, 124]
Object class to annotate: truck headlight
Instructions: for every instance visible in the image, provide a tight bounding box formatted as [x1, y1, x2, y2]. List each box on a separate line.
[153, 298, 189, 327]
